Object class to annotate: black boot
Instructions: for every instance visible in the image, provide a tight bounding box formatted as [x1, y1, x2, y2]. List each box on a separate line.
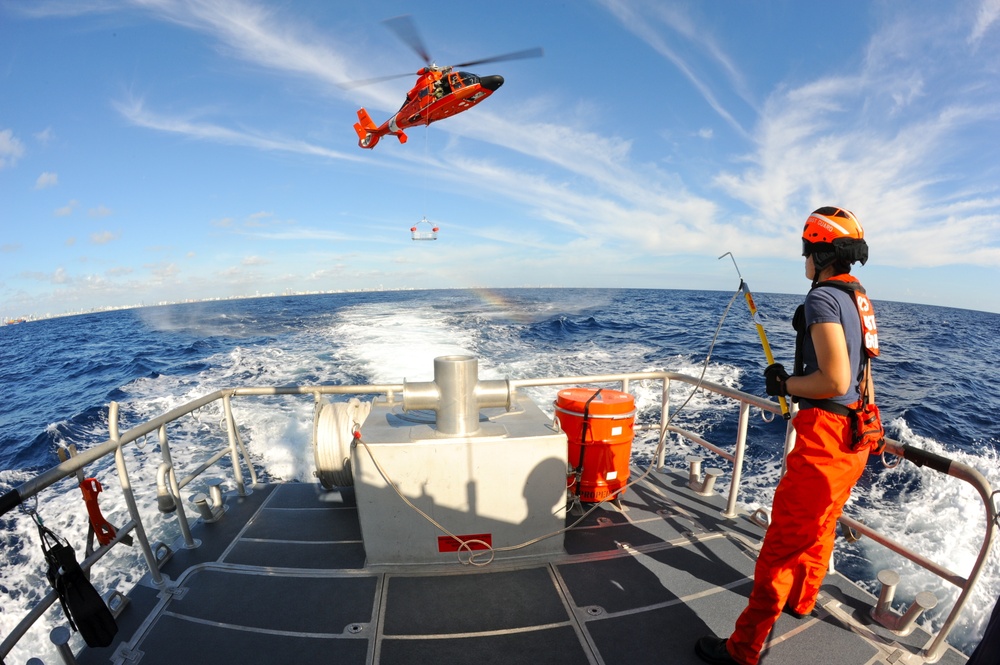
[695, 636, 738, 664]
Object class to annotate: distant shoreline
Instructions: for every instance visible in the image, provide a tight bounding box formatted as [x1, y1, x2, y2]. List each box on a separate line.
[4, 285, 998, 325]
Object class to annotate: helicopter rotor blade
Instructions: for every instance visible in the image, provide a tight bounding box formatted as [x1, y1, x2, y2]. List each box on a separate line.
[341, 71, 417, 90]
[383, 14, 432, 66]
[452, 47, 544, 69]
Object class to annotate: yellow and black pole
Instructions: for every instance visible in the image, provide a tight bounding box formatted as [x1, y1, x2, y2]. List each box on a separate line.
[720, 253, 791, 420]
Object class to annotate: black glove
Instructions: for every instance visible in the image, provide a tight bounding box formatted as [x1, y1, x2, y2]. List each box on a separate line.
[764, 363, 790, 397]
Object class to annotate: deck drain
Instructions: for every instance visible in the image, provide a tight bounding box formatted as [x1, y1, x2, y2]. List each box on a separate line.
[347, 623, 365, 634]
[585, 606, 605, 617]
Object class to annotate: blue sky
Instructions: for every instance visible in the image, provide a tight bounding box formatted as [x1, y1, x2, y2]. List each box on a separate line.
[2, 0, 999, 319]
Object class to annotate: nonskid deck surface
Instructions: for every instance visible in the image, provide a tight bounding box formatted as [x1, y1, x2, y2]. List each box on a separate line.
[79, 470, 966, 665]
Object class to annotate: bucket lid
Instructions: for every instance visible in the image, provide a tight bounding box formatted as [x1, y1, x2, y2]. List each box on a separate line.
[556, 388, 634, 415]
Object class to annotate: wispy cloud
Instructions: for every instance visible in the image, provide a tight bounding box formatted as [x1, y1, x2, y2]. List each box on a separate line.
[700, 3, 1000, 268]
[21, 266, 71, 284]
[115, 96, 361, 162]
[34, 127, 55, 145]
[596, 0, 750, 139]
[0, 129, 25, 168]
[35, 172, 58, 189]
[131, 0, 354, 89]
[243, 227, 350, 242]
[970, 0, 1000, 44]
[90, 230, 119, 245]
[55, 200, 79, 216]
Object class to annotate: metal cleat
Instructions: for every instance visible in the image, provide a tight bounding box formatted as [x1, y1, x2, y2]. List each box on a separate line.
[192, 479, 226, 523]
[870, 569, 939, 635]
[686, 455, 723, 496]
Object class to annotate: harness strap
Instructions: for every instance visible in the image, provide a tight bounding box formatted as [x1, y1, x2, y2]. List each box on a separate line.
[572, 389, 603, 498]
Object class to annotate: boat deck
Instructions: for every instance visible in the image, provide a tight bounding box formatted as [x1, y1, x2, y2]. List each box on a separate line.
[77, 469, 967, 665]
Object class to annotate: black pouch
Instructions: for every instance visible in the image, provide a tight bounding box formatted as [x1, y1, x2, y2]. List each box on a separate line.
[40, 524, 118, 648]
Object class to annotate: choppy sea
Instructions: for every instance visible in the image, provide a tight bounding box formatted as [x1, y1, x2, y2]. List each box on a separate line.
[1, 288, 998, 661]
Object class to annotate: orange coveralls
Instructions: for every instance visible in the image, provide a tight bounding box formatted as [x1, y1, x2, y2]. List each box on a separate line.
[726, 406, 870, 665]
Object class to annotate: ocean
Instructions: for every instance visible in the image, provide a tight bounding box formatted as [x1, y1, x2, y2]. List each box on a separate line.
[1, 287, 998, 661]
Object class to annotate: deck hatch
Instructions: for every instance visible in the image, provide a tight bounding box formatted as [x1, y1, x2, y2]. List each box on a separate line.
[378, 627, 587, 665]
[169, 569, 377, 633]
[224, 539, 367, 569]
[137, 615, 368, 665]
[241, 505, 363, 541]
[382, 567, 567, 635]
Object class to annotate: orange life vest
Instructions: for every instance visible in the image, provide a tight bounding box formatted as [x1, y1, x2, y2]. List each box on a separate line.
[814, 274, 879, 358]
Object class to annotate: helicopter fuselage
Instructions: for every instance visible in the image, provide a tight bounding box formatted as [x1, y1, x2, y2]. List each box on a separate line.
[354, 69, 504, 149]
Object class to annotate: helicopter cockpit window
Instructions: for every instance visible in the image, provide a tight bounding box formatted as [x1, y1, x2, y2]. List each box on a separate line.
[458, 72, 479, 86]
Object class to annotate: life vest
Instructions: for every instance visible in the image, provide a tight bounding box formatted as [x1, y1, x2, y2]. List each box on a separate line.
[793, 274, 886, 453]
[793, 273, 878, 377]
[813, 274, 879, 358]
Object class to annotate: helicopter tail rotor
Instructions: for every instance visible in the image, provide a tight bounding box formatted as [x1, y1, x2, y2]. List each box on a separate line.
[353, 108, 380, 149]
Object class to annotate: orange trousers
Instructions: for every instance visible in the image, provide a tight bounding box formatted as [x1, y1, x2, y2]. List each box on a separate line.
[726, 407, 869, 665]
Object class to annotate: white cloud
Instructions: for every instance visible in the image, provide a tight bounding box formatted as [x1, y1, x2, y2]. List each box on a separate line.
[597, 0, 751, 139]
[90, 230, 119, 245]
[132, 0, 355, 89]
[0, 129, 25, 169]
[35, 127, 55, 145]
[114, 96, 360, 162]
[55, 200, 79, 216]
[145, 262, 179, 282]
[88, 205, 112, 217]
[35, 172, 58, 189]
[245, 227, 349, 241]
[710, 8, 1000, 269]
[970, 0, 1000, 44]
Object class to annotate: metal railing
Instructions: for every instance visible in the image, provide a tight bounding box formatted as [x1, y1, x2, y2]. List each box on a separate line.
[0, 370, 994, 664]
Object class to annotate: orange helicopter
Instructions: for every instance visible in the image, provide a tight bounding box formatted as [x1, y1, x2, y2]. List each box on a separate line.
[351, 16, 542, 149]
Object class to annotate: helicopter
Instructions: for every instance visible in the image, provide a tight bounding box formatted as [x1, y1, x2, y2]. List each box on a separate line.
[351, 16, 542, 149]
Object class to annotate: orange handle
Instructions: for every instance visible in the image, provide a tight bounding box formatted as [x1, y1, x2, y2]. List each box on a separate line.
[79, 478, 117, 546]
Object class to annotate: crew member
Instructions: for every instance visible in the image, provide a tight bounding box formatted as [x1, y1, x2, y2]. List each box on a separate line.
[696, 206, 880, 665]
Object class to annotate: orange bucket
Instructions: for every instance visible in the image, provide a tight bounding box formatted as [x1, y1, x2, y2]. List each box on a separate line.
[555, 388, 635, 502]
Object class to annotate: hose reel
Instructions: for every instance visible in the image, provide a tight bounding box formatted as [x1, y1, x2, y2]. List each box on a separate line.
[314, 397, 372, 489]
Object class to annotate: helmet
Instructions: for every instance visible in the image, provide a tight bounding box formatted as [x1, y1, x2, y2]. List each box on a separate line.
[801, 206, 868, 268]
